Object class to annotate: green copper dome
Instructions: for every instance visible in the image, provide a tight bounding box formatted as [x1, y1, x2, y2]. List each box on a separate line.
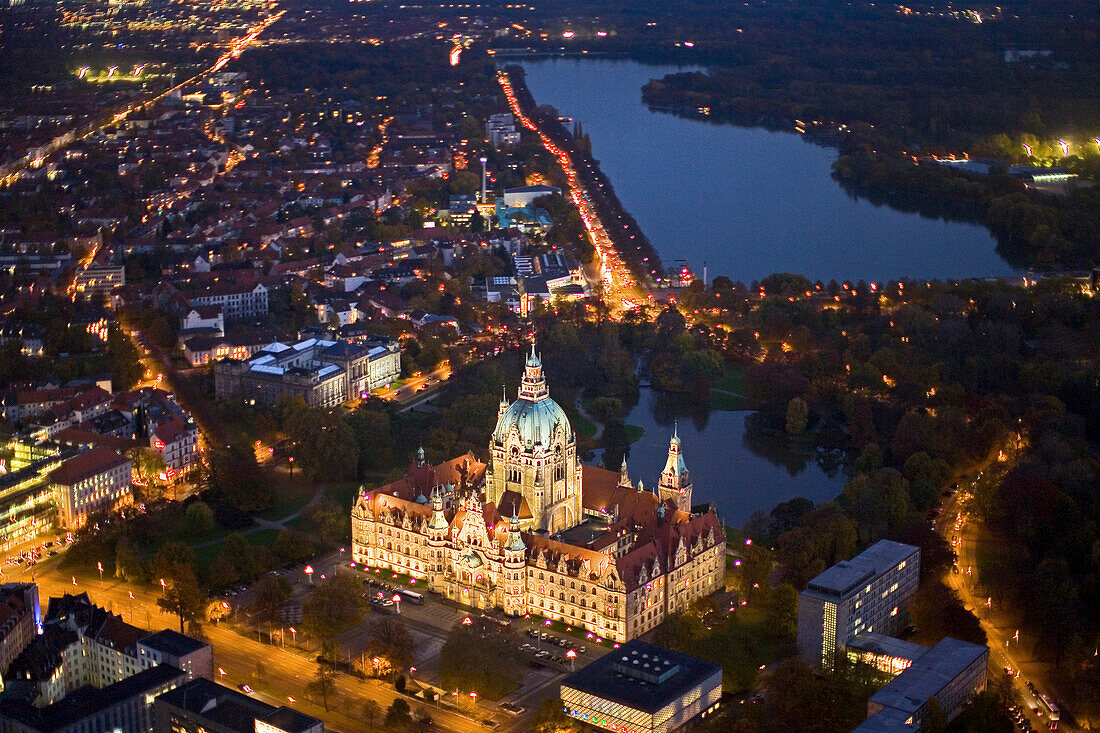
[492, 346, 573, 448]
[493, 395, 573, 447]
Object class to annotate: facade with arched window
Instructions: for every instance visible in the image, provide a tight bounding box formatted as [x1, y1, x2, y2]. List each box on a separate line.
[350, 351, 726, 642]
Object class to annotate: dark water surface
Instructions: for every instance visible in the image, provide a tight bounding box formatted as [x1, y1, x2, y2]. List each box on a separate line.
[520, 58, 1017, 284]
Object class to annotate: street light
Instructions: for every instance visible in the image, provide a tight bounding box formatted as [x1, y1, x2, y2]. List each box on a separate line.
[289, 627, 297, 644]
[97, 562, 103, 581]
[566, 648, 577, 670]
[304, 565, 314, 585]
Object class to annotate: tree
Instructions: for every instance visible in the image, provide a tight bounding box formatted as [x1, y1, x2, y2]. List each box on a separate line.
[185, 501, 216, 535]
[530, 697, 573, 733]
[156, 564, 206, 633]
[367, 617, 415, 680]
[114, 538, 148, 584]
[252, 573, 292, 623]
[304, 500, 349, 547]
[301, 575, 364, 641]
[364, 699, 383, 731]
[128, 446, 167, 488]
[763, 584, 799, 639]
[785, 397, 809, 436]
[307, 639, 339, 711]
[274, 529, 316, 564]
[384, 698, 412, 730]
[152, 541, 197, 583]
[439, 617, 523, 698]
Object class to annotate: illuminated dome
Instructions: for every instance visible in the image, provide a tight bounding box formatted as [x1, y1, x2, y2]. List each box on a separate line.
[492, 347, 573, 448]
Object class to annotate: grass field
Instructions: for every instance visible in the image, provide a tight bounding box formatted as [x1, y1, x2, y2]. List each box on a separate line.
[712, 365, 747, 395]
[194, 528, 281, 570]
[709, 390, 751, 411]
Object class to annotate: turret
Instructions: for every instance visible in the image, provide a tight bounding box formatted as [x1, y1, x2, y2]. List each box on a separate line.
[426, 486, 448, 591]
[417, 445, 426, 468]
[503, 510, 527, 617]
[657, 424, 693, 512]
[619, 458, 631, 488]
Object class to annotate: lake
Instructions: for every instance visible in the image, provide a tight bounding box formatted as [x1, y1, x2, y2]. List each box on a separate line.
[519, 58, 1018, 284]
[604, 388, 846, 528]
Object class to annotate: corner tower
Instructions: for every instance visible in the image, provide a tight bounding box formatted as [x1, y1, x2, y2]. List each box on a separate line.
[657, 424, 693, 512]
[488, 345, 582, 535]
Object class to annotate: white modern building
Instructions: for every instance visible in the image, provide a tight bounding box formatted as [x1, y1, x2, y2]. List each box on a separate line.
[797, 540, 920, 672]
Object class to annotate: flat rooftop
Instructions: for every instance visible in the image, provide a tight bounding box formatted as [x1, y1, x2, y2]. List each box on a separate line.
[139, 629, 208, 656]
[805, 540, 918, 599]
[869, 637, 989, 715]
[848, 632, 929, 664]
[561, 640, 721, 714]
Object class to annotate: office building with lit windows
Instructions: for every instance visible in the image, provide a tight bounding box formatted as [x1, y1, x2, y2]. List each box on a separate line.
[559, 640, 722, 733]
[797, 540, 919, 672]
[854, 637, 989, 731]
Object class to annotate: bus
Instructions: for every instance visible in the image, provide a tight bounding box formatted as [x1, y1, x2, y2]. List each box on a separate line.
[398, 590, 424, 605]
[1038, 694, 1059, 729]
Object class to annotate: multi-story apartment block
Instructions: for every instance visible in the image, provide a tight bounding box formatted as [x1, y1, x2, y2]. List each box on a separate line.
[3, 593, 210, 708]
[797, 540, 920, 672]
[149, 418, 200, 477]
[0, 584, 40, 682]
[47, 446, 132, 529]
[154, 677, 323, 733]
[190, 282, 268, 320]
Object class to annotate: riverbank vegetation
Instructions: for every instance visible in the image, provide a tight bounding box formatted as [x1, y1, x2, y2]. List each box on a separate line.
[649, 273, 1100, 725]
[487, 0, 1100, 270]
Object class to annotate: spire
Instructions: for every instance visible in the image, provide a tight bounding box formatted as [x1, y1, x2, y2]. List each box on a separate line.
[518, 341, 549, 401]
[428, 486, 447, 530]
[619, 457, 630, 487]
[417, 445, 425, 467]
[506, 507, 525, 552]
[636, 479, 644, 494]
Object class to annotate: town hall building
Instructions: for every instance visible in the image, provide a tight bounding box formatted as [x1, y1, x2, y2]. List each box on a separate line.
[350, 348, 726, 642]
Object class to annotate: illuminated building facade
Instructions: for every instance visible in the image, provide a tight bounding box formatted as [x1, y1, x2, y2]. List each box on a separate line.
[559, 640, 722, 733]
[797, 540, 919, 672]
[351, 349, 725, 642]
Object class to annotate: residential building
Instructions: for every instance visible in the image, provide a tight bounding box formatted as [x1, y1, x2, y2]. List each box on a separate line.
[485, 113, 521, 149]
[0, 585, 40, 682]
[72, 266, 125, 301]
[179, 306, 224, 337]
[136, 631, 214, 681]
[149, 418, 200, 477]
[3, 593, 210, 708]
[0, 664, 187, 733]
[797, 540, 920, 672]
[854, 638, 989, 731]
[47, 446, 132, 529]
[153, 677, 323, 733]
[190, 282, 268, 320]
[215, 337, 400, 408]
[351, 350, 726, 642]
[559, 640, 722, 733]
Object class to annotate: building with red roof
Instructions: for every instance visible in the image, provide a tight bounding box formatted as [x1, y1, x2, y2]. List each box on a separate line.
[352, 350, 725, 642]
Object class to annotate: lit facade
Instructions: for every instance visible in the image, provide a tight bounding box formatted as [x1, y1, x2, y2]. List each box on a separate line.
[351, 349, 725, 642]
[797, 540, 920, 672]
[559, 640, 722, 733]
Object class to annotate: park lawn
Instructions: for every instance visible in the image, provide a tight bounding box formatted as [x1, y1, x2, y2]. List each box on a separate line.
[624, 424, 644, 443]
[257, 476, 316, 521]
[572, 412, 597, 438]
[325, 480, 361, 511]
[194, 528, 281, 571]
[709, 389, 751, 411]
[713, 365, 747, 395]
